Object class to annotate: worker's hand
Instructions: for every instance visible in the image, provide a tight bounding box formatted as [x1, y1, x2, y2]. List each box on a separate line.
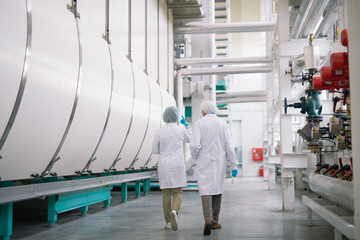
[180, 115, 189, 127]
[231, 169, 238, 178]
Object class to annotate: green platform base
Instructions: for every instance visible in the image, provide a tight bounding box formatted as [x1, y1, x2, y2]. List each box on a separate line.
[0, 181, 13, 240]
[114, 178, 152, 202]
[48, 186, 112, 225]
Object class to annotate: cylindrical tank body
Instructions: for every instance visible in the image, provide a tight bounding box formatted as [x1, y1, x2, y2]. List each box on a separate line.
[0, 1, 174, 181]
[304, 45, 320, 70]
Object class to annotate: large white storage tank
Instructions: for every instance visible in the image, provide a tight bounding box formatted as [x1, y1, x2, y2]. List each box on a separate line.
[0, 0, 174, 181]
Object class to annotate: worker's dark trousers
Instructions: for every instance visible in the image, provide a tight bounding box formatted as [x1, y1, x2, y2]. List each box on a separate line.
[201, 194, 222, 223]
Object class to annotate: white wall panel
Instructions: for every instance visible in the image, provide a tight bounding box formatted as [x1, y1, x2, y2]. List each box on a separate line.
[132, 1, 146, 71]
[133, 78, 162, 168]
[0, 0, 79, 180]
[54, 0, 112, 176]
[0, 1, 27, 138]
[147, 0, 159, 81]
[115, 64, 150, 170]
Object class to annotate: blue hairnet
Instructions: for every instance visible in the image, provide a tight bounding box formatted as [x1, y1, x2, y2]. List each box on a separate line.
[201, 100, 218, 114]
[163, 106, 179, 123]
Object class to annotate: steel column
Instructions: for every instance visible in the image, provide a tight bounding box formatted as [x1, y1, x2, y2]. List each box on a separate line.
[277, 0, 295, 211]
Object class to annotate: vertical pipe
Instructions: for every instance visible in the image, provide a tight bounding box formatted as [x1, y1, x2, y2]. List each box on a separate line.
[167, 4, 169, 92]
[144, 0, 148, 74]
[157, 0, 160, 84]
[127, 0, 132, 61]
[104, 0, 109, 42]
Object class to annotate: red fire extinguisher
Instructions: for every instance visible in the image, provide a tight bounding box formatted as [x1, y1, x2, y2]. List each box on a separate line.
[259, 165, 264, 177]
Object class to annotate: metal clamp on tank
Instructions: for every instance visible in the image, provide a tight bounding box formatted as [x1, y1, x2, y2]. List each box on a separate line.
[105, 157, 121, 172]
[40, 156, 61, 178]
[79, 157, 97, 175]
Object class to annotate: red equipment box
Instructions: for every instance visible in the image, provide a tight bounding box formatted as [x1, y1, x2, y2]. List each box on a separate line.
[252, 148, 263, 161]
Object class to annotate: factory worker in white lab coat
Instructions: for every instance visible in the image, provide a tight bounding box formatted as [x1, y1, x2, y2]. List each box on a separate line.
[190, 100, 238, 236]
[152, 106, 191, 231]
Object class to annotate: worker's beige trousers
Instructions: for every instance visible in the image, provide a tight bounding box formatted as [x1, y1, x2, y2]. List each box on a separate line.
[162, 187, 183, 223]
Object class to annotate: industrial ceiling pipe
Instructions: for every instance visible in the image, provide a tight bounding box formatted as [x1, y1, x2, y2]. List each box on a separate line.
[174, 56, 273, 66]
[216, 90, 267, 98]
[216, 97, 267, 104]
[291, 0, 311, 39]
[174, 22, 275, 34]
[176, 65, 273, 116]
[314, 0, 339, 38]
[299, 0, 330, 38]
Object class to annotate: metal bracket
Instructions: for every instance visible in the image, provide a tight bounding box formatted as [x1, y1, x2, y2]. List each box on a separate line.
[105, 157, 121, 172]
[128, 157, 139, 169]
[143, 157, 152, 169]
[41, 157, 61, 178]
[67, 0, 80, 18]
[125, 167, 135, 172]
[126, 52, 132, 62]
[102, 34, 111, 44]
[81, 157, 97, 175]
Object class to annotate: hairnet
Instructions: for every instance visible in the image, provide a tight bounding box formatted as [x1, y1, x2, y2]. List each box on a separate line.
[163, 106, 179, 123]
[201, 100, 218, 114]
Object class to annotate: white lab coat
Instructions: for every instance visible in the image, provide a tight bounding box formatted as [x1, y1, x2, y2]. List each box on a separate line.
[190, 114, 238, 196]
[152, 123, 191, 189]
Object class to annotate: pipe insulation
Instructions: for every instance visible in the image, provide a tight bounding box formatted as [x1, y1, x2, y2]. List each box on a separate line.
[308, 173, 354, 212]
[174, 57, 273, 66]
[174, 22, 275, 34]
[0, 1, 173, 181]
[176, 65, 273, 116]
[290, 0, 311, 39]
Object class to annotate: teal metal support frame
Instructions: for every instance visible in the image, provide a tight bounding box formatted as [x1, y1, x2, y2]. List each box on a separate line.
[47, 186, 112, 226]
[0, 181, 13, 240]
[121, 182, 127, 202]
[143, 178, 150, 195]
[135, 180, 141, 197]
[0, 203, 12, 240]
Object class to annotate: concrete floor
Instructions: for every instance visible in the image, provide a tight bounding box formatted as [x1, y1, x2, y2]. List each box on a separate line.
[10, 177, 337, 240]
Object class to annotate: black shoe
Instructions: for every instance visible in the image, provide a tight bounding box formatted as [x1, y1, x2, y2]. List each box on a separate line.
[203, 220, 212, 235]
